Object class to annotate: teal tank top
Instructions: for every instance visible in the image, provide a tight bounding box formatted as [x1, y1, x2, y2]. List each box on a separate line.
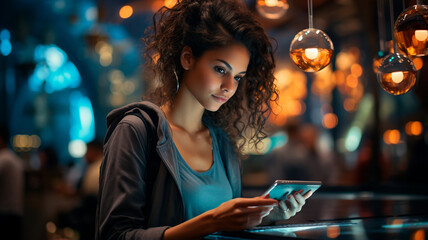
[175, 126, 233, 220]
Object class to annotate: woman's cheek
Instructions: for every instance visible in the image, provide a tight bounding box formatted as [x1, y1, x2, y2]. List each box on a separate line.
[199, 70, 218, 90]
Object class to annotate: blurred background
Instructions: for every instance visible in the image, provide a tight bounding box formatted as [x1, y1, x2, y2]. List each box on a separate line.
[1, 0, 428, 239]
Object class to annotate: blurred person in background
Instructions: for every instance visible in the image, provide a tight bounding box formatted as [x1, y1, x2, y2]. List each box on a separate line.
[57, 140, 103, 240]
[0, 125, 24, 240]
[80, 140, 103, 197]
[33, 146, 63, 192]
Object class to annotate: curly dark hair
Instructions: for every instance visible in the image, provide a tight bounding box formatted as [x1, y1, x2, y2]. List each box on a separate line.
[143, 0, 278, 155]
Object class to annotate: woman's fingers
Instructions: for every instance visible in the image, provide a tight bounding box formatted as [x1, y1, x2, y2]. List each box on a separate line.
[294, 193, 306, 208]
[278, 200, 288, 211]
[236, 205, 274, 216]
[234, 197, 278, 208]
[232, 207, 273, 228]
[303, 190, 313, 199]
[287, 194, 300, 215]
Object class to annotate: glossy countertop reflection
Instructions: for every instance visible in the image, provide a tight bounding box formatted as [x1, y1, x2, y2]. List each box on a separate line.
[205, 186, 428, 239]
[207, 215, 428, 240]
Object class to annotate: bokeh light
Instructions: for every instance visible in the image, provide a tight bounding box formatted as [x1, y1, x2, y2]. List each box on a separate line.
[270, 68, 307, 126]
[119, 5, 133, 19]
[327, 225, 341, 238]
[164, 0, 177, 8]
[68, 139, 87, 158]
[256, 0, 289, 20]
[345, 126, 362, 152]
[384, 129, 401, 145]
[405, 121, 423, 136]
[411, 57, 424, 70]
[412, 229, 425, 240]
[322, 113, 338, 129]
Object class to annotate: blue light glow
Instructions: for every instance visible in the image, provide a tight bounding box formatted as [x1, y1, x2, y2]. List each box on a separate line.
[85, 6, 98, 21]
[345, 126, 362, 152]
[382, 221, 428, 229]
[0, 29, 10, 40]
[45, 45, 67, 71]
[1, 40, 11, 56]
[29, 44, 81, 93]
[0, 29, 12, 56]
[69, 91, 95, 143]
[267, 132, 288, 153]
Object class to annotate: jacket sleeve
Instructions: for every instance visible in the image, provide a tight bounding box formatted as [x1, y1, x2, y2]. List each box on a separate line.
[96, 116, 169, 240]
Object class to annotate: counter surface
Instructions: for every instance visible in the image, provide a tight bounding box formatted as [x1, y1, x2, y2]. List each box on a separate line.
[205, 189, 428, 239]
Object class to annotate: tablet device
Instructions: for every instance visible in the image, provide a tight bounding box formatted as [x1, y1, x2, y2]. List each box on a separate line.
[262, 180, 322, 201]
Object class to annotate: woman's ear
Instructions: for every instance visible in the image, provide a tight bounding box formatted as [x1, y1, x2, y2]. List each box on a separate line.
[180, 46, 194, 70]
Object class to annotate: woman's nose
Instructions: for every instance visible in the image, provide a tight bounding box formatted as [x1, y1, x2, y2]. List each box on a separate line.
[221, 75, 235, 92]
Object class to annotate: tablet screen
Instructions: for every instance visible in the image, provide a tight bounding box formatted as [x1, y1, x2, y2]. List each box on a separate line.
[263, 180, 322, 200]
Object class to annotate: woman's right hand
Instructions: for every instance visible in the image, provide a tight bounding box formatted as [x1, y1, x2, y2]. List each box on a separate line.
[207, 197, 278, 231]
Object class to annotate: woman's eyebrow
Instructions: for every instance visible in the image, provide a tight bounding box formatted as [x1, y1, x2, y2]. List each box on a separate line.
[216, 59, 246, 74]
[216, 59, 232, 70]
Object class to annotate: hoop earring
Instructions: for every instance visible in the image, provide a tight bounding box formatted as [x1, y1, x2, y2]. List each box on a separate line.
[173, 70, 179, 93]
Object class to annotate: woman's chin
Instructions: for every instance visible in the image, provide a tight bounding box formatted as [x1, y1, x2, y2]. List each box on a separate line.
[204, 103, 223, 112]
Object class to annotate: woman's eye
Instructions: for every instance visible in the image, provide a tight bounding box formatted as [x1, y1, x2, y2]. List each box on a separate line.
[234, 76, 242, 82]
[214, 66, 226, 74]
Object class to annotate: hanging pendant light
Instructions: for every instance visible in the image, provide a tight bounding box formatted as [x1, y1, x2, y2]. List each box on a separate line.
[377, 0, 417, 95]
[289, 0, 334, 72]
[394, 2, 428, 56]
[377, 53, 417, 95]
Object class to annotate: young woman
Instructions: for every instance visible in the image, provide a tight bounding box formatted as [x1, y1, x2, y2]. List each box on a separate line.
[95, 0, 313, 239]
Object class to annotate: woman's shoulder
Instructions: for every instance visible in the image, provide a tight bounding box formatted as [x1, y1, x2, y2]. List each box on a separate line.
[107, 101, 165, 126]
[105, 101, 171, 144]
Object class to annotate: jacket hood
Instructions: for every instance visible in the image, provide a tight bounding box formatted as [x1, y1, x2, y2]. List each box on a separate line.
[104, 101, 171, 146]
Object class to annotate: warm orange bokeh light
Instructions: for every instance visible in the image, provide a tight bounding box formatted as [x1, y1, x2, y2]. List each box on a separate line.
[389, 130, 400, 144]
[384, 129, 401, 144]
[312, 67, 336, 96]
[322, 113, 338, 129]
[287, 100, 305, 116]
[412, 57, 424, 70]
[391, 219, 404, 226]
[164, 0, 177, 8]
[151, 1, 163, 12]
[119, 5, 133, 19]
[327, 225, 340, 238]
[405, 121, 423, 136]
[269, 68, 307, 126]
[335, 70, 345, 86]
[343, 98, 356, 112]
[412, 229, 425, 240]
[346, 75, 358, 88]
[350, 63, 363, 78]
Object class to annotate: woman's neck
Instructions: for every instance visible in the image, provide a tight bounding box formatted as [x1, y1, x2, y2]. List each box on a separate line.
[162, 87, 206, 135]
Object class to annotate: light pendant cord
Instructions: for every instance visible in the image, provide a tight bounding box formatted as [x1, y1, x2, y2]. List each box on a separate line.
[308, 0, 313, 29]
[389, 0, 398, 53]
[377, 0, 386, 53]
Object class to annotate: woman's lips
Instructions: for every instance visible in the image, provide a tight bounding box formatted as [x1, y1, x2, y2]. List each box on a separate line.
[212, 95, 228, 103]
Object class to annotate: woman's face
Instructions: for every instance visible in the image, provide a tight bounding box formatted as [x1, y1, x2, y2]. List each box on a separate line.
[181, 43, 250, 112]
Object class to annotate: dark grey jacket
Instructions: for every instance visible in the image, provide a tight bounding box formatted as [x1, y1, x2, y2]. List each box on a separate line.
[95, 101, 242, 240]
